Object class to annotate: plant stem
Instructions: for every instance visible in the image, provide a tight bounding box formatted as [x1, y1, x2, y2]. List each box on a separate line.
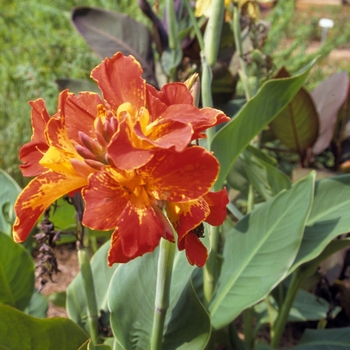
[166, 0, 179, 82]
[232, 5, 252, 100]
[243, 307, 254, 349]
[77, 248, 99, 344]
[270, 270, 301, 348]
[204, 0, 225, 67]
[150, 238, 176, 350]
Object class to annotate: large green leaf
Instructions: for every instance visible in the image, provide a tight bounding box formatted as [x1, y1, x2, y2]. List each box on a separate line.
[0, 304, 88, 350]
[211, 58, 316, 189]
[66, 240, 118, 332]
[269, 68, 319, 152]
[0, 168, 21, 235]
[0, 231, 34, 310]
[290, 174, 350, 273]
[25, 290, 48, 318]
[208, 173, 315, 329]
[108, 247, 210, 350]
[292, 328, 350, 349]
[71, 7, 158, 87]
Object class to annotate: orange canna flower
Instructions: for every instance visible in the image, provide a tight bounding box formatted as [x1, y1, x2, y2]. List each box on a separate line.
[13, 52, 229, 267]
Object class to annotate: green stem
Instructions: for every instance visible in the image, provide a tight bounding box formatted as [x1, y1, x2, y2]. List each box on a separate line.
[232, 5, 252, 100]
[204, 0, 225, 67]
[77, 248, 99, 344]
[228, 322, 247, 350]
[243, 308, 254, 349]
[166, 0, 179, 82]
[270, 270, 301, 348]
[203, 225, 219, 304]
[150, 239, 176, 350]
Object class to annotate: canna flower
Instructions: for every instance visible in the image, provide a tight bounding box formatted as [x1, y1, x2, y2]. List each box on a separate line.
[13, 52, 229, 267]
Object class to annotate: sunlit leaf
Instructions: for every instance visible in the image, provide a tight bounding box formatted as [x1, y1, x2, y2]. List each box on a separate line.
[211, 58, 316, 189]
[108, 247, 211, 350]
[290, 174, 350, 273]
[0, 231, 34, 310]
[311, 72, 349, 155]
[0, 169, 21, 235]
[71, 7, 158, 87]
[209, 173, 315, 329]
[0, 304, 88, 349]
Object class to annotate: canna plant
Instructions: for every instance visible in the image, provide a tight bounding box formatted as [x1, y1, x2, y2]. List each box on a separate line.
[1, 1, 350, 350]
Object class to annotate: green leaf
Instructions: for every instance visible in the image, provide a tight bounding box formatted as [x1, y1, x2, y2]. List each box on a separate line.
[0, 168, 21, 235]
[78, 339, 112, 350]
[0, 304, 88, 349]
[25, 290, 48, 318]
[48, 291, 66, 308]
[211, 58, 316, 189]
[0, 231, 34, 310]
[255, 290, 339, 325]
[290, 174, 350, 273]
[108, 248, 210, 350]
[71, 7, 158, 87]
[269, 68, 319, 152]
[66, 240, 118, 332]
[292, 327, 350, 349]
[208, 172, 315, 329]
[242, 146, 291, 200]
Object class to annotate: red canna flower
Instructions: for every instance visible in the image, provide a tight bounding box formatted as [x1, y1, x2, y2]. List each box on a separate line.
[13, 52, 229, 267]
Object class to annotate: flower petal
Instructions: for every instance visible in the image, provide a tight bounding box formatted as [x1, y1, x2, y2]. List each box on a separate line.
[91, 52, 146, 112]
[63, 91, 105, 142]
[19, 99, 50, 176]
[82, 169, 129, 231]
[181, 233, 208, 267]
[203, 189, 229, 226]
[13, 171, 88, 242]
[166, 198, 209, 241]
[108, 119, 154, 170]
[142, 146, 219, 202]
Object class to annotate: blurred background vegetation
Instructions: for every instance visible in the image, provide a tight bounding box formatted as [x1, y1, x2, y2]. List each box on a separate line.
[1, 0, 350, 186]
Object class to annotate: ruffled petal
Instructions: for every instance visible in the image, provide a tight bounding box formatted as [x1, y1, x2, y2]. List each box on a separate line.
[91, 52, 146, 112]
[141, 147, 219, 202]
[108, 119, 154, 170]
[19, 99, 50, 176]
[63, 91, 105, 142]
[134, 119, 193, 152]
[166, 198, 209, 241]
[159, 83, 193, 105]
[13, 171, 88, 242]
[203, 189, 229, 226]
[82, 169, 129, 231]
[180, 232, 208, 267]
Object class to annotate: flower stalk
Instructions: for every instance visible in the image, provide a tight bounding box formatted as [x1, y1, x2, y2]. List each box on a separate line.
[150, 238, 176, 350]
[77, 248, 99, 345]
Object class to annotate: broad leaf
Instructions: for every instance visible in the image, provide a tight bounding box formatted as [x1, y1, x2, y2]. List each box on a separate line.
[293, 327, 350, 350]
[269, 67, 319, 152]
[71, 7, 158, 87]
[0, 168, 21, 235]
[208, 173, 315, 329]
[0, 231, 34, 310]
[242, 146, 291, 200]
[211, 58, 316, 189]
[78, 339, 112, 350]
[0, 304, 88, 349]
[25, 290, 48, 318]
[108, 247, 210, 350]
[66, 240, 118, 332]
[255, 290, 339, 325]
[290, 174, 350, 273]
[311, 72, 349, 155]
